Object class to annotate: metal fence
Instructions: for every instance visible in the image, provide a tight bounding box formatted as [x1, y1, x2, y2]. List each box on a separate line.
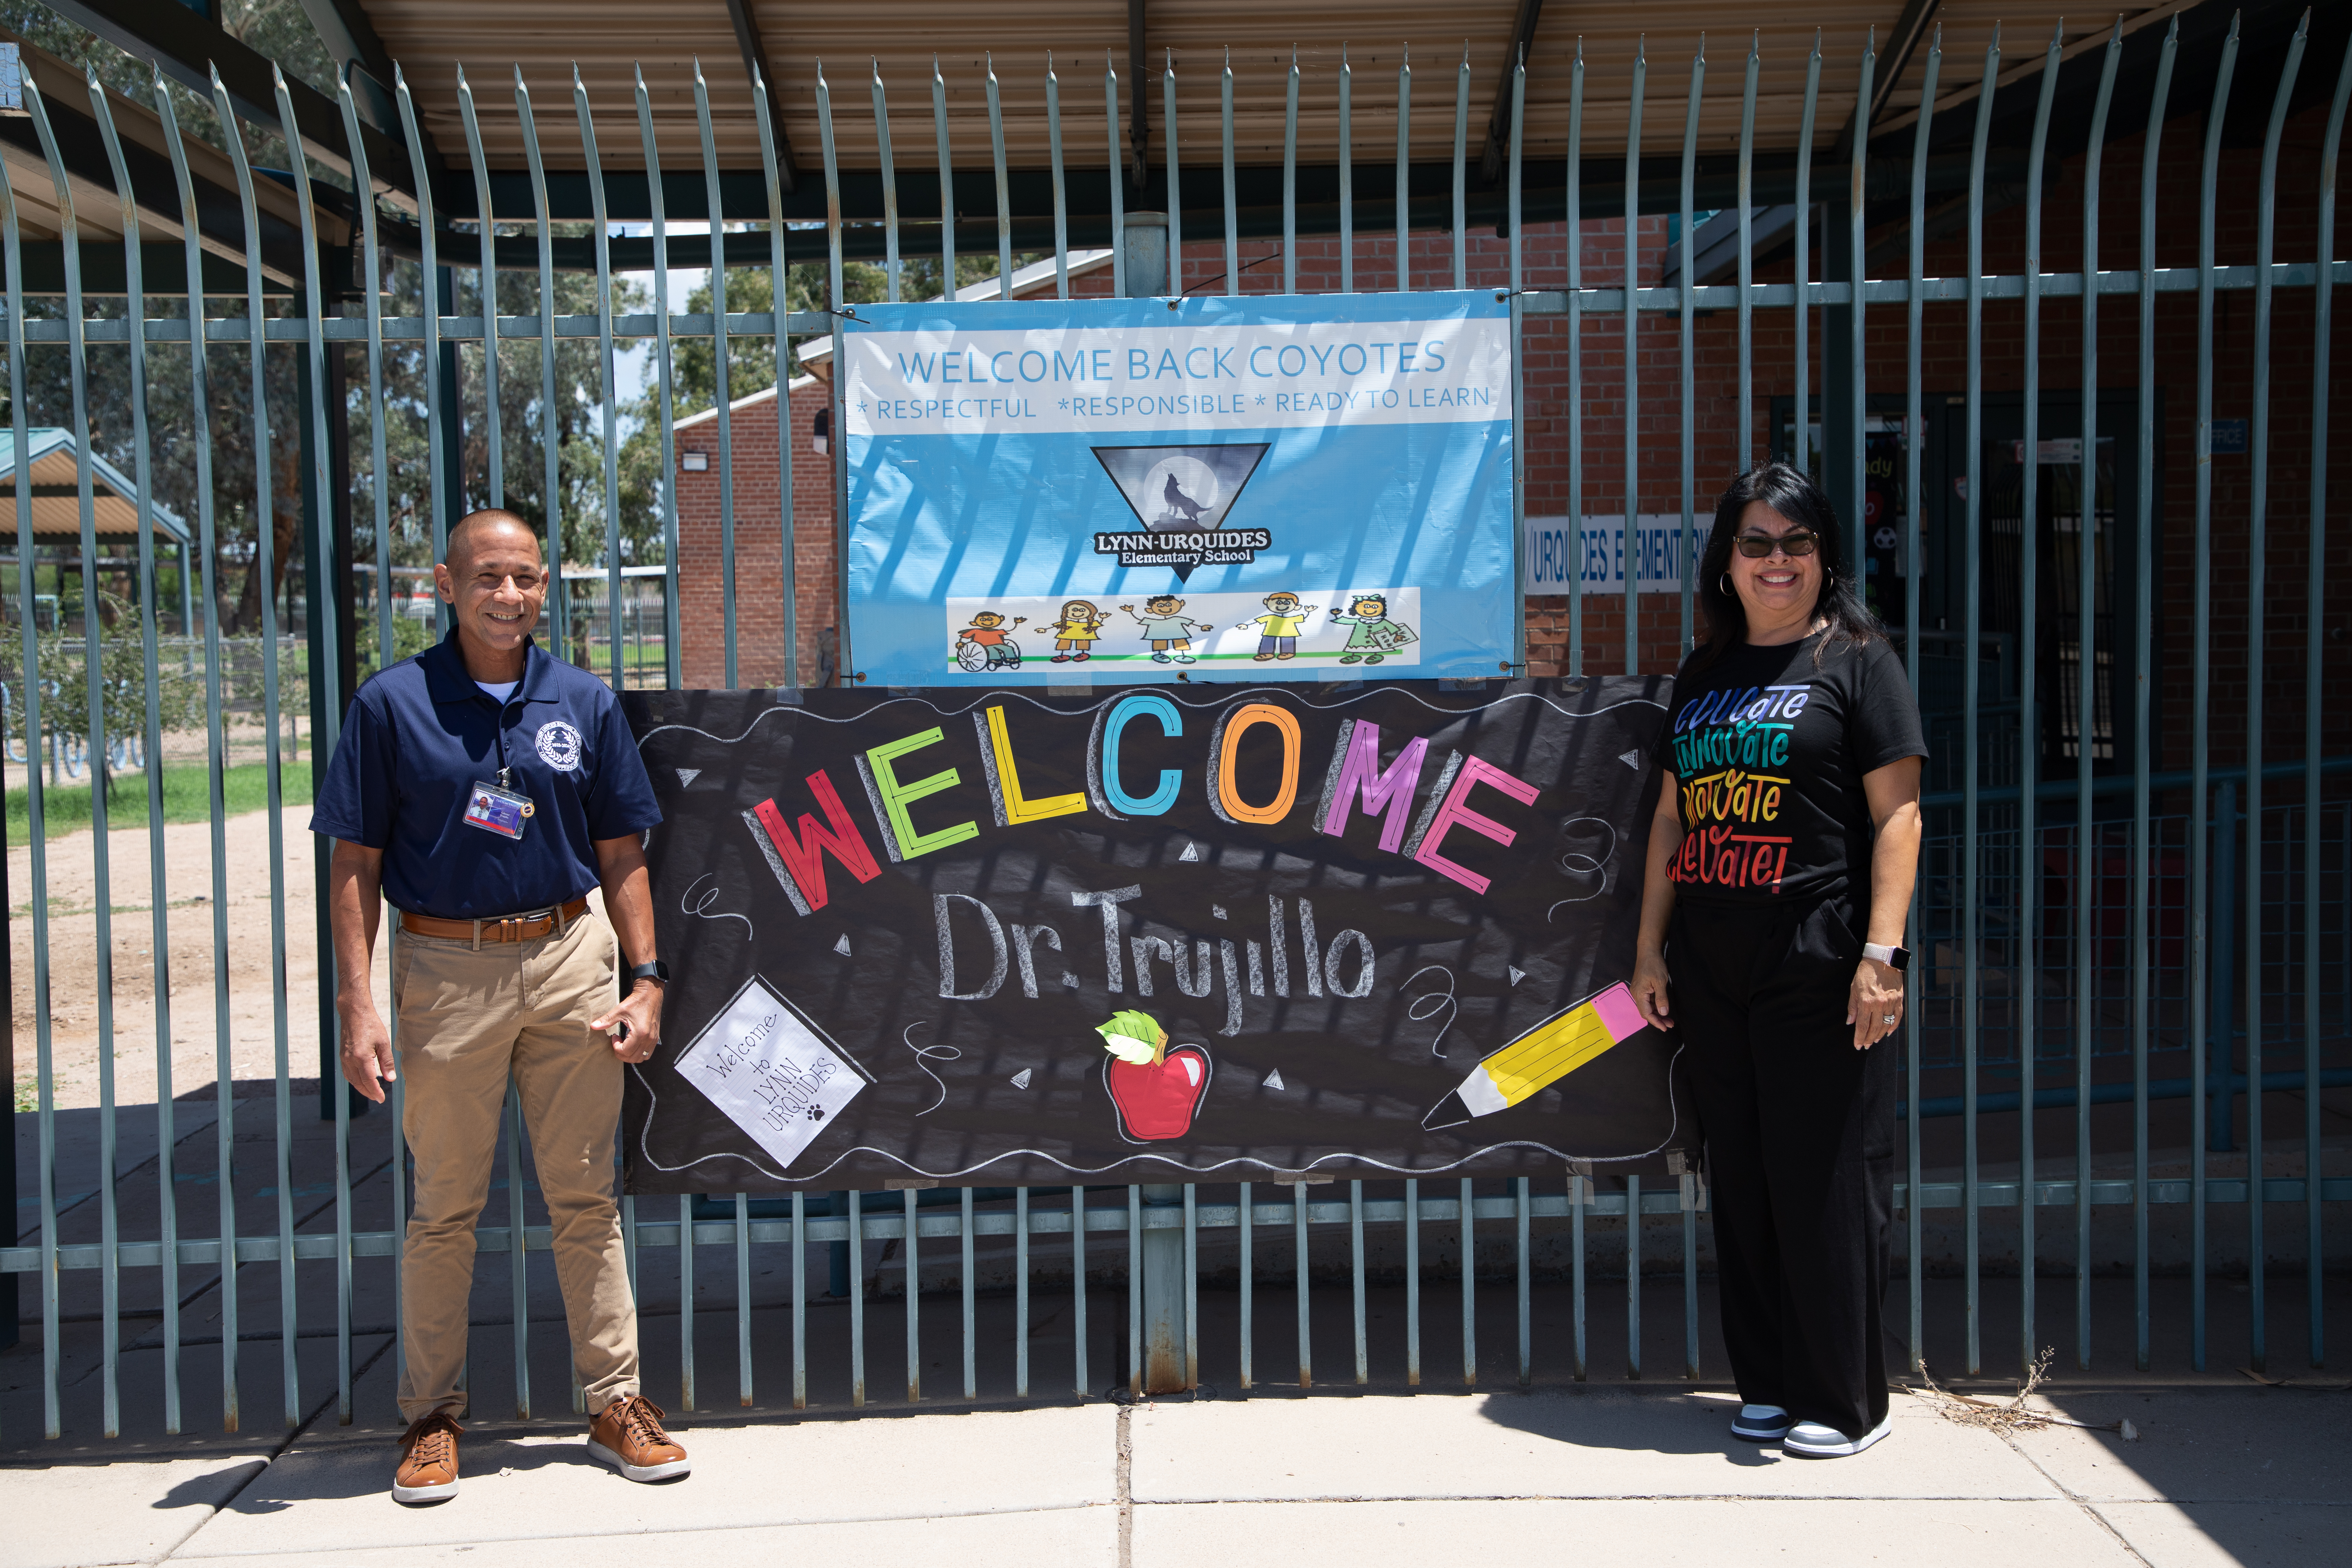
[3, 14, 2350, 1444]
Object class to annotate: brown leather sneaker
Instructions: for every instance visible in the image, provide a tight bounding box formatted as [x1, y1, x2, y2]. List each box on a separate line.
[392, 1410, 464, 1503]
[586, 1394, 691, 1482]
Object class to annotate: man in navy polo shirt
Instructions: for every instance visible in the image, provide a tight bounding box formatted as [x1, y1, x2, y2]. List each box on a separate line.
[315, 509, 689, 1502]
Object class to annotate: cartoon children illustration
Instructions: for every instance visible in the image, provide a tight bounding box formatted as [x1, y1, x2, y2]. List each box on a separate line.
[1040, 599, 1110, 663]
[1119, 595, 1208, 665]
[1327, 594, 1419, 665]
[1236, 591, 1315, 662]
[954, 610, 1026, 671]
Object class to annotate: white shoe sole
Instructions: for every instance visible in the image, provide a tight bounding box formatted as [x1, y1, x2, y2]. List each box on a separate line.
[390, 1476, 459, 1503]
[1784, 1418, 1893, 1458]
[587, 1438, 691, 1482]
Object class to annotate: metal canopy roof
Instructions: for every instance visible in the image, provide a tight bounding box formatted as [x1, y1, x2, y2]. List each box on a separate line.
[0, 427, 193, 548]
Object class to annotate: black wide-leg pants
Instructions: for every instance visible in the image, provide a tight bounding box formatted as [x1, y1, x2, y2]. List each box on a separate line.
[1669, 892, 1897, 1439]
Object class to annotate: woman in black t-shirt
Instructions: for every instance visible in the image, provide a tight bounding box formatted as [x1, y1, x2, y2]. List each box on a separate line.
[1630, 462, 1925, 1459]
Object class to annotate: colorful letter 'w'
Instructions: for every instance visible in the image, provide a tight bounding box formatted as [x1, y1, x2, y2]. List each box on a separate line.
[744, 770, 882, 914]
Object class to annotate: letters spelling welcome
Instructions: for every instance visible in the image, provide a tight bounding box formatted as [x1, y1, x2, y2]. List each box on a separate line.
[735, 697, 1545, 1029]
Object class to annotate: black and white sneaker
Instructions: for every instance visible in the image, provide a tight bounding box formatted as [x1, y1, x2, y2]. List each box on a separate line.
[1730, 1403, 1793, 1441]
[1783, 1413, 1893, 1458]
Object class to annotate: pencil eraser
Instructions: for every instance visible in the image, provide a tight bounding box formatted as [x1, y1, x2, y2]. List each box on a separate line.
[1589, 982, 1645, 1042]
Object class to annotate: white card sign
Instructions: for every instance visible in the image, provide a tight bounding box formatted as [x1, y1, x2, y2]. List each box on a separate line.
[673, 975, 869, 1172]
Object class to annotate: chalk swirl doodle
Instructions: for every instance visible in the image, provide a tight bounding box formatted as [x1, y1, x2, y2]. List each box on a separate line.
[682, 873, 755, 939]
[1404, 964, 1460, 1060]
[1546, 816, 1619, 921]
[901, 1021, 962, 1116]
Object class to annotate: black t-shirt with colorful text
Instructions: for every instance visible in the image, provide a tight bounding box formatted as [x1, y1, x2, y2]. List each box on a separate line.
[1653, 631, 1926, 905]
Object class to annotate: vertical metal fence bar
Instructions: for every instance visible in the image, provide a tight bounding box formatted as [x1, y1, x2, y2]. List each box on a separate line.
[2018, 20, 2062, 1378]
[752, 66, 795, 688]
[158, 76, 230, 1432]
[207, 68, 300, 1429]
[1184, 1184, 1199, 1388]
[0, 90, 61, 1442]
[988, 59, 1014, 296]
[962, 1185, 977, 1398]
[1793, 34, 1821, 475]
[2306, 31, 2352, 1371]
[1846, 32, 1872, 569]
[1625, 1172, 1641, 1377]
[2133, 21, 2182, 1374]
[792, 1189, 807, 1409]
[1509, 52, 1527, 675]
[1459, 1176, 1476, 1385]
[2076, 26, 2125, 1372]
[736, 1192, 753, 1405]
[2189, 22, 2237, 1375]
[1904, 26, 1941, 1373]
[1508, 49, 1524, 292]
[1165, 52, 1183, 289]
[1623, 40, 1644, 676]
[1240, 1179, 1254, 1390]
[936, 59, 959, 292]
[396, 65, 448, 571]
[634, 69, 683, 684]
[694, 67, 739, 685]
[1129, 1187, 1142, 1398]
[874, 62, 902, 303]
[1736, 35, 1757, 470]
[847, 1187, 863, 1405]
[457, 68, 503, 508]
[1295, 1184, 1312, 1387]
[1223, 52, 1240, 296]
[1351, 1179, 1369, 1384]
[1284, 52, 1299, 296]
[1452, 48, 1469, 292]
[1015, 1185, 1030, 1398]
[91, 74, 182, 1434]
[1396, 48, 1410, 293]
[1072, 1184, 1087, 1395]
[1339, 49, 1353, 296]
[905, 1186, 921, 1401]
[1570, 1172, 1588, 1381]
[1401, 1177, 1420, 1386]
[1047, 59, 1070, 299]
[1676, 41, 1704, 651]
[1107, 57, 1126, 298]
[1963, 29, 1998, 1384]
[1516, 1177, 1532, 1386]
[2247, 16, 2312, 1377]
[273, 62, 354, 1421]
[1680, 1170, 1697, 1380]
[577, 73, 622, 687]
[819, 63, 850, 680]
[1567, 44, 1583, 678]
[507, 1088, 530, 1416]
[24, 75, 120, 1439]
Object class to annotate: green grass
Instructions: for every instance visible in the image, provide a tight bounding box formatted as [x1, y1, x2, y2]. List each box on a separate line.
[7, 760, 312, 842]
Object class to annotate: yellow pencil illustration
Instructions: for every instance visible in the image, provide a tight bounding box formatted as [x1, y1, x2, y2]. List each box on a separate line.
[1421, 982, 1648, 1129]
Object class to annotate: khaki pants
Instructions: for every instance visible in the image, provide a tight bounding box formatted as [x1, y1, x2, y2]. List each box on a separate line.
[393, 910, 639, 1421]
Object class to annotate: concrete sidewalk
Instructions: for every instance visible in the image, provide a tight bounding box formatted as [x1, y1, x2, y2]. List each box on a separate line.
[4, 1379, 2346, 1567]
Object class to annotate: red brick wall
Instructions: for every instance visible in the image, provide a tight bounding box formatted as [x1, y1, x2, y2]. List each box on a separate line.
[678, 102, 2349, 775]
[674, 377, 837, 689]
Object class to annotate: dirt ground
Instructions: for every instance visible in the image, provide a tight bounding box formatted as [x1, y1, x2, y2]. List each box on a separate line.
[8, 806, 394, 1111]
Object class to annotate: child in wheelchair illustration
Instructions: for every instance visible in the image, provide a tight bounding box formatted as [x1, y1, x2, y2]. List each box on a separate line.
[955, 610, 1026, 672]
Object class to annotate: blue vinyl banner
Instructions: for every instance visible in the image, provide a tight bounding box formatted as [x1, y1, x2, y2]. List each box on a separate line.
[840, 291, 1515, 685]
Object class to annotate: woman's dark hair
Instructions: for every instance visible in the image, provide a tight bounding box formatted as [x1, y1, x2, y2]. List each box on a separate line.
[1685, 462, 1883, 676]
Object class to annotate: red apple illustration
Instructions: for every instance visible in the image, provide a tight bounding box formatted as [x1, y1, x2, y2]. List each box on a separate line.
[1096, 1009, 1213, 1142]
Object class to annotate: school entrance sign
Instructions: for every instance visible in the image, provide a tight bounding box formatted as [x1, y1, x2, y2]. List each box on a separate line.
[619, 679, 1685, 1192]
[839, 292, 1516, 684]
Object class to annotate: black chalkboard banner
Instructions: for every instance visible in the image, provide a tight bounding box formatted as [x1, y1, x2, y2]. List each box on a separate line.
[619, 677, 1689, 1192]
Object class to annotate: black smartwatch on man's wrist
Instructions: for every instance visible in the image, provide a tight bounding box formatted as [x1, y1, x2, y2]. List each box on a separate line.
[628, 959, 671, 987]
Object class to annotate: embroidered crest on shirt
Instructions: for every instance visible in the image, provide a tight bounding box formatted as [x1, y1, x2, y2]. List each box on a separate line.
[535, 720, 585, 772]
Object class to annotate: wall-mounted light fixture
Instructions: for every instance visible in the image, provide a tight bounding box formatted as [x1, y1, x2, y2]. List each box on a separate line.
[680, 449, 710, 472]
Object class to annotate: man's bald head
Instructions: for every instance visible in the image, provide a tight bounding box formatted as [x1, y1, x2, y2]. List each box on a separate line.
[443, 509, 541, 576]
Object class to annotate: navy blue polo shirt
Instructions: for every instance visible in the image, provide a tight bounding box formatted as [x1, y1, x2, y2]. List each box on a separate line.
[310, 629, 662, 920]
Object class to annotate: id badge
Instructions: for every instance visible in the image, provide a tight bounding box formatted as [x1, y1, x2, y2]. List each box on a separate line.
[462, 779, 534, 841]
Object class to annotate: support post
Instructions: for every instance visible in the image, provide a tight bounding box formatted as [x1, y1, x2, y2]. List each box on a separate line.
[1819, 201, 1862, 531]
[1121, 208, 1188, 1392]
[303, 322, 363, 1121]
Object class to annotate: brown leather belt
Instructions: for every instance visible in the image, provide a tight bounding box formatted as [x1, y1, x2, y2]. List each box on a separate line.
[399, 897, 590, 946]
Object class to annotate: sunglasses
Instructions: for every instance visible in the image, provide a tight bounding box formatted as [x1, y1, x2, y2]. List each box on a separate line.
[1733, 530, 1820, 558]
